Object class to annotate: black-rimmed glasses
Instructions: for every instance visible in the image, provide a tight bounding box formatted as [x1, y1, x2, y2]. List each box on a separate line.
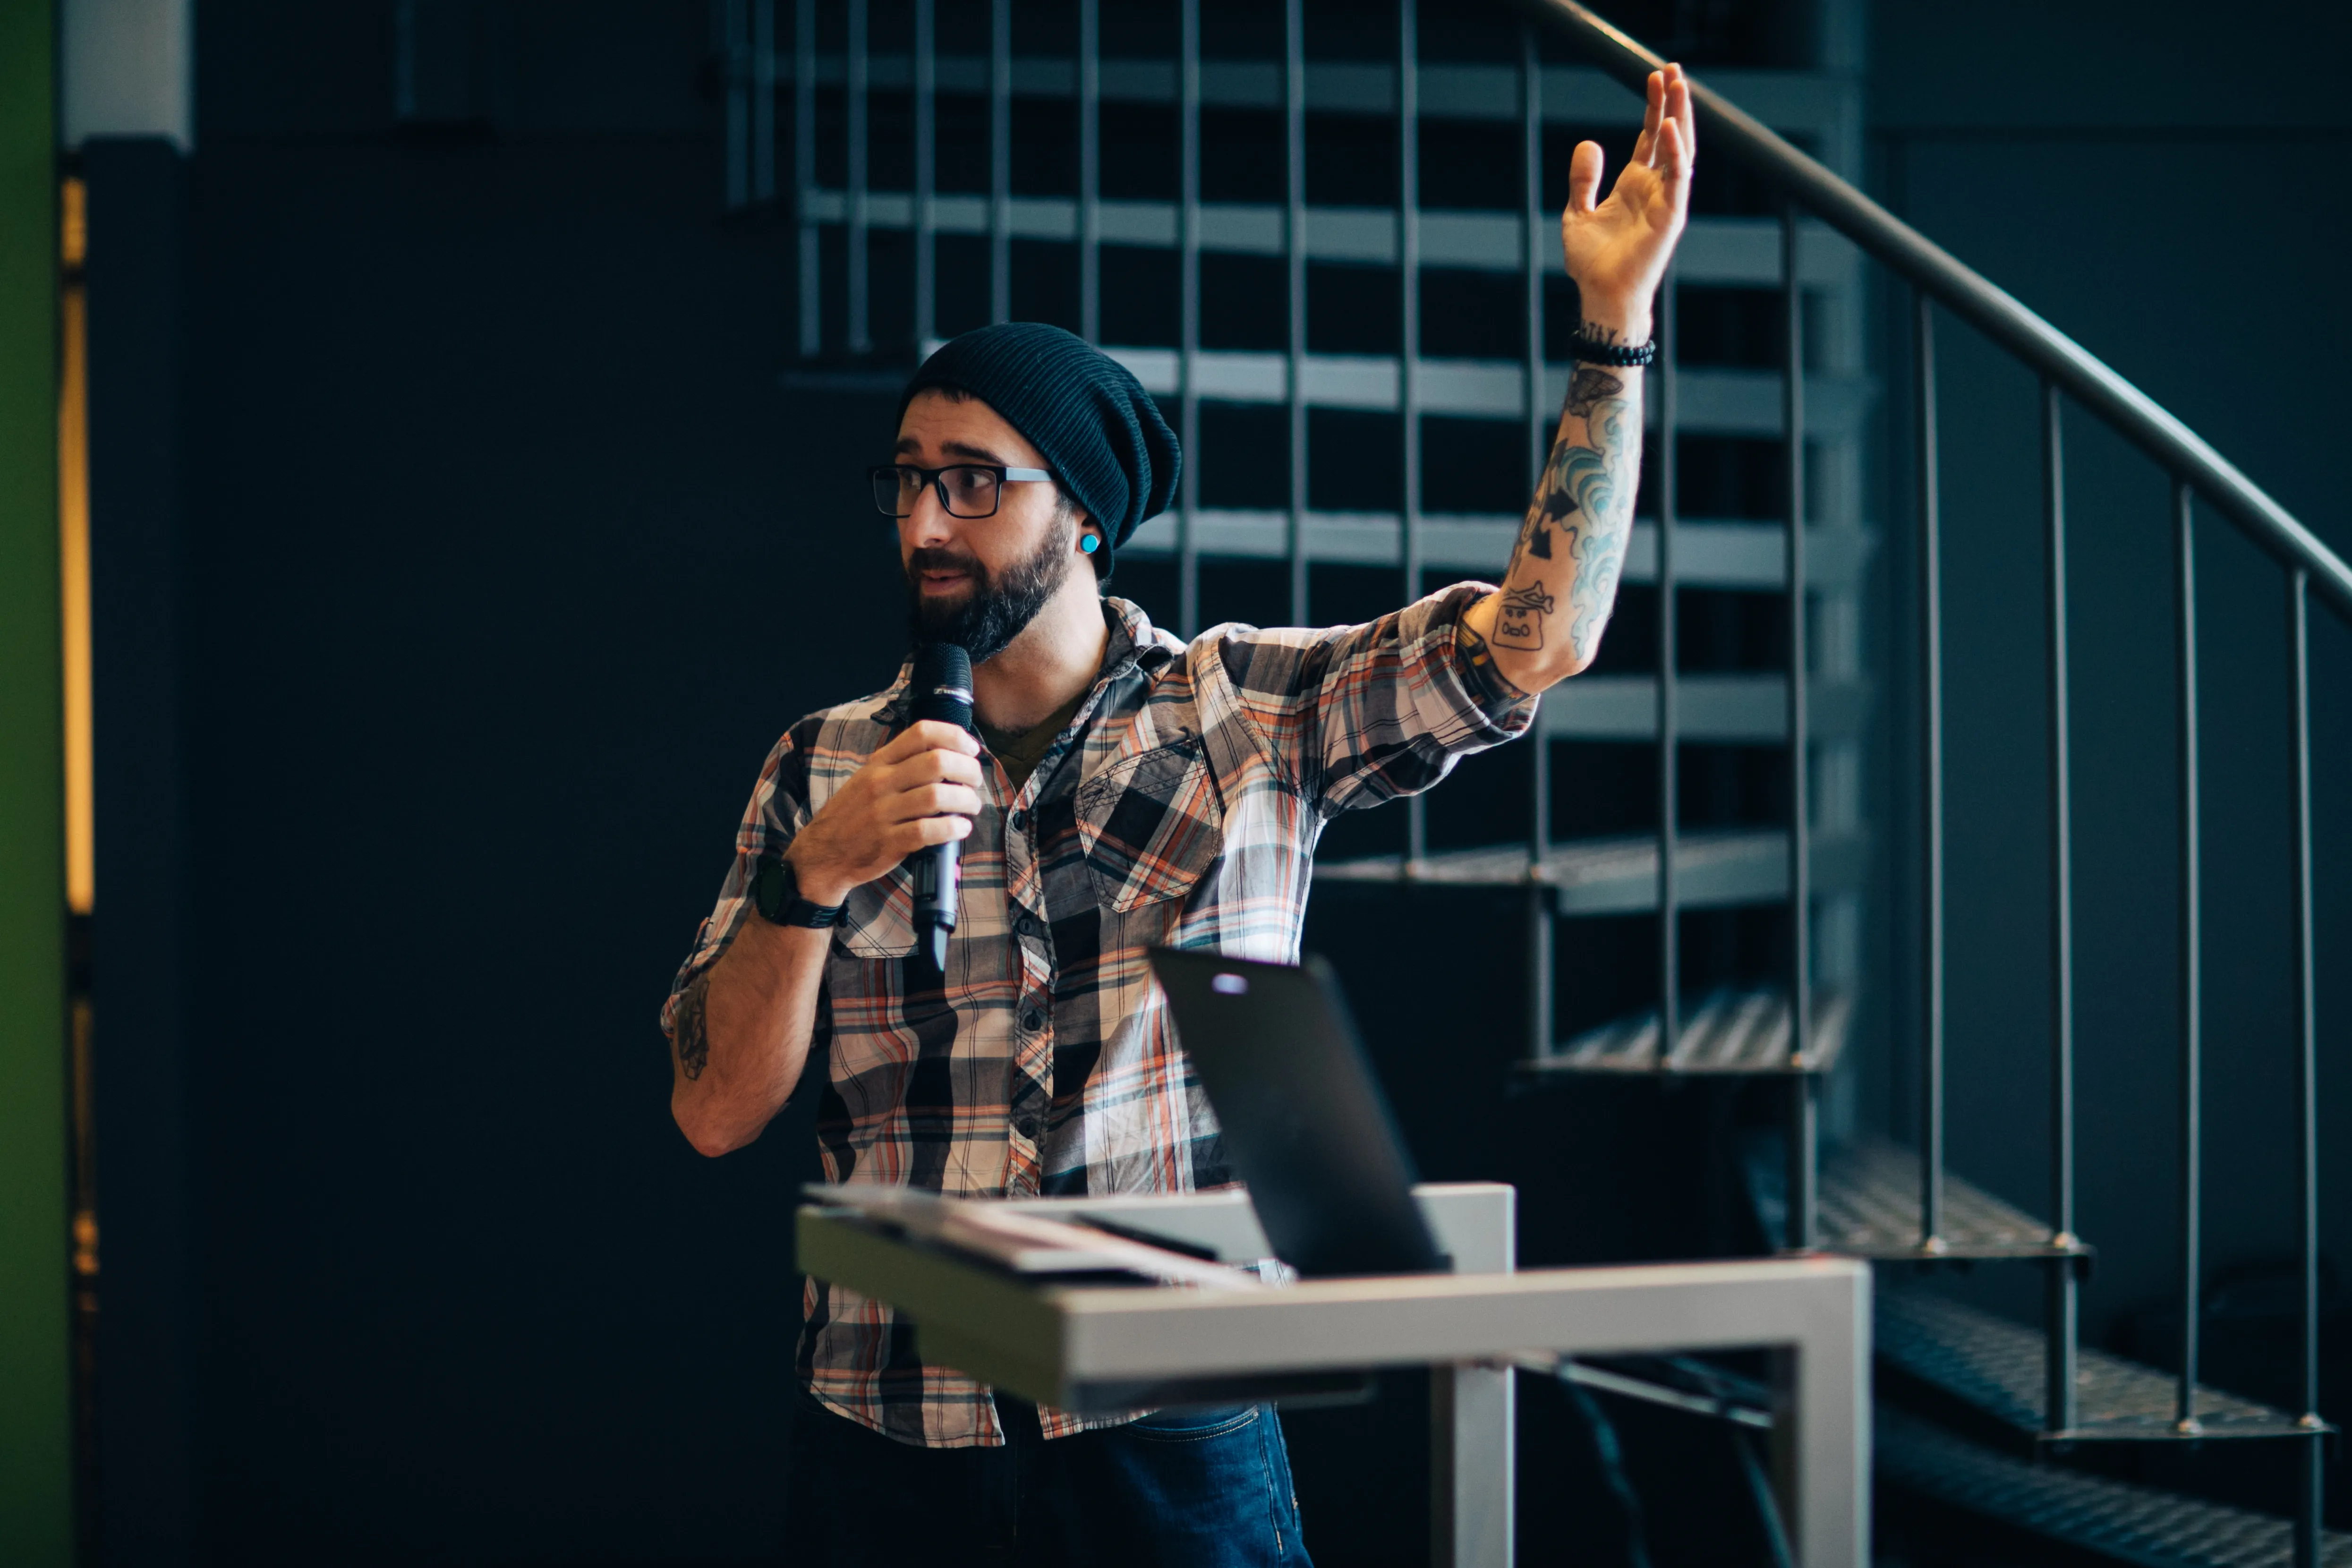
[869, 463, 1054, 520]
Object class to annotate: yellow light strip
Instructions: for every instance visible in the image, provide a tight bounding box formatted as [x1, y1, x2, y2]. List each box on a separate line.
[60, 176, 93, 916]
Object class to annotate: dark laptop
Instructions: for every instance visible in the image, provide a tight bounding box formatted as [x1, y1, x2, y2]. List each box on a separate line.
[1147, 949, 1445, 1278]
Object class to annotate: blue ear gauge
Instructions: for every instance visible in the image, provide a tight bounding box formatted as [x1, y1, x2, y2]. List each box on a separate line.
[1080, 534, 1100, 554]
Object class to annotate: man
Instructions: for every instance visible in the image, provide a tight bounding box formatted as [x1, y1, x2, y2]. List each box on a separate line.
[664, 65, 1694, 1568]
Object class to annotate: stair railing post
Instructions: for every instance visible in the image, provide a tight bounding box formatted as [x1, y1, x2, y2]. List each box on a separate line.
[1176, 0, 1201, 637]
[1782, 205, 1815, 1248]
[723, 0, 749, 206]
[912, 0, 935, 349]
[846, 0, 870, 355]
[2043, 379, 2079, 1434]
[2175, 478, 2203, 1435]
[2289, 564, 2322, 1568]
[1399, 0, 1426, 871]
[1914, 289, 1945, 1253]
[1077, 0, 1099, 345]
[1285, 0, 1308, 626]
[1658, 265, 1679, 1073]
[752, 0, 775, 204]
[793, 0, 818, 357]
[1522, 22, 1553, 1063]
[989, 0, 1011, 326]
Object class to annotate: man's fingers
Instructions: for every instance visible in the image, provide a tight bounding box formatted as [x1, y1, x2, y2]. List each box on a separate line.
[1656, 117, 1690, 188]
[897, 747, 985, 789]
[1631, 69, 1664, 167]
[1565, 140, 1604, 215]
[870, 725, 933, 765]
[894, 781, 983, 822]
[1665, 62, 1695, 168]
[874, 720, 979, 765]
[902, 815, 973, 851]
[895, 719, 980, 757]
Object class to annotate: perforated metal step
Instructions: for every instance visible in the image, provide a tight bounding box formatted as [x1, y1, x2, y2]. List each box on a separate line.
[1879, 1406, 2349, 1568]
[1519, 986, 1850, 1076]
[1819, 1137, 2094, 1262]
[1880, 1290, 2326, 1447]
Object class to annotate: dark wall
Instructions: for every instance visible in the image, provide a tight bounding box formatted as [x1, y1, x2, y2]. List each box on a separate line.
[1869, 0, 2352, 1337]
[90, 4, 915, 1562]
[85, 135, 196, 1568]
[174, 139, 872, 1562]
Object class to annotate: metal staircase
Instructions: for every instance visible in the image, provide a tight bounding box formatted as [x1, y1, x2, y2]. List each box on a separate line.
[735, 0, 2350, 1560]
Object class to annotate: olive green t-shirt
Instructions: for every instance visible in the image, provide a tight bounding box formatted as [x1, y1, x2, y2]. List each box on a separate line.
[977, 688, 1089, 792]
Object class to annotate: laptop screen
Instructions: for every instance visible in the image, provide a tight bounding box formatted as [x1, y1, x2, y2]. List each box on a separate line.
[1148, 949, 1444, 1278]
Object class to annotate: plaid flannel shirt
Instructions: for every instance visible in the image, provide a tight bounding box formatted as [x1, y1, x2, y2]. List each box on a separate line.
[662, 583, 1535, 1447]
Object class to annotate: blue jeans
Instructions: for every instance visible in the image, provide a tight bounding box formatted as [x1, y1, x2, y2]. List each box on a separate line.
[787, 1390, 1314, 1567]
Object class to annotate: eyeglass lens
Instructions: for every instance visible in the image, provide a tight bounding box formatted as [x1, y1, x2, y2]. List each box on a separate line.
[873, 465, 1002, 519]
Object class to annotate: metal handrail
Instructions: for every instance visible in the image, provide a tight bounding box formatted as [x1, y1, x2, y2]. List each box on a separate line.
[1525, 4, 2332, 1555]
[1522, 0, 2352, 620]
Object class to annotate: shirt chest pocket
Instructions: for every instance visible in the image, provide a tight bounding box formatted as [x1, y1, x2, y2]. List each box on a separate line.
[1076, 737, 1227, 913]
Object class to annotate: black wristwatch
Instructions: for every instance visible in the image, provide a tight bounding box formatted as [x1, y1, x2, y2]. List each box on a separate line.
[752, 856, 845, 929]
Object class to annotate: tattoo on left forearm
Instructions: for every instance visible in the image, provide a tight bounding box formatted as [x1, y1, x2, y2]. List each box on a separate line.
[1564, 366, 1623, 419]
[1500, 372, 1639, 664]
[673, 974, 712, 1081]
[1493, 583, 1555, 649]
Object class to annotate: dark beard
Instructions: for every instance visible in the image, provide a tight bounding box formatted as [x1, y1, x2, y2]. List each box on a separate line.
[903, 514, 1075, 665]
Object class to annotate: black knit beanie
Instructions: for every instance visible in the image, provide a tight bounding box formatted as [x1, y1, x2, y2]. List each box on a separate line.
[899, 323, 1181, 581]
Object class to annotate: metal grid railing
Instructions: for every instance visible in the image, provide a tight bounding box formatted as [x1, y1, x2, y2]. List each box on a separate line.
[731, 0, 1876, 1079]
[738, 0, 1874, 1175]
[1522, 2, 2352, 1559]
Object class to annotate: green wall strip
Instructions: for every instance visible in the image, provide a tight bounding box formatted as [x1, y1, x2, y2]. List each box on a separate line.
[0, 0, 72, 1560]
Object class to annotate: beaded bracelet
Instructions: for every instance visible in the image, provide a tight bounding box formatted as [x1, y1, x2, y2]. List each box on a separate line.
[1565, 329, 1658, 367]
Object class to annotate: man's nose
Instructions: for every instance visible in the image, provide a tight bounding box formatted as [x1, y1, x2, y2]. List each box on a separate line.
[904, 480, 956, 548]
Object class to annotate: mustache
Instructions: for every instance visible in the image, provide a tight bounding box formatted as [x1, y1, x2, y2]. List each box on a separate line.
[906, 546, 982, 580]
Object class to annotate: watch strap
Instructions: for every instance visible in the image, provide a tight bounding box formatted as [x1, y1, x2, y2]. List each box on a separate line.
[754, 856, 845, 929]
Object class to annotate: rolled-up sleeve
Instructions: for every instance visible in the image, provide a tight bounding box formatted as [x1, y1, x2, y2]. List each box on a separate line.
[658, 728, 813, 1040]
[1207, 580, 1538, 817]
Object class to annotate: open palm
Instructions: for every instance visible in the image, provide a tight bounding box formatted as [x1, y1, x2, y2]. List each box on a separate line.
[1560, 64, 1695, 324]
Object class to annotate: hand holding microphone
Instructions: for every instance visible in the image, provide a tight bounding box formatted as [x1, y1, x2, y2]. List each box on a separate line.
[780, 645, 980, 971]
[904, 644, 975, 969]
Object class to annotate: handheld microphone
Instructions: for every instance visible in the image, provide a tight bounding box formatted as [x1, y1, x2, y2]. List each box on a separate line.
[908, 642, 975, 972]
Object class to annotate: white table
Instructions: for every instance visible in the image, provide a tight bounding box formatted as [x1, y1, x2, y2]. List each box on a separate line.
[798, 1183, 1870, 1567]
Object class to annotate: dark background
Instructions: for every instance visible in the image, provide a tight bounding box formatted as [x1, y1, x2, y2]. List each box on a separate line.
[76, 1, 2351, 1564]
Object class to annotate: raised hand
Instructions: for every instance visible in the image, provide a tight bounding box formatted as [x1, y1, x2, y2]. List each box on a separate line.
[1560, 63, 1695, 335]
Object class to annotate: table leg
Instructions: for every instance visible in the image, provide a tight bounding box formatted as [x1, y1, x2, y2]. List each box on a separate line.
[1432, 1361, 1514, 1568]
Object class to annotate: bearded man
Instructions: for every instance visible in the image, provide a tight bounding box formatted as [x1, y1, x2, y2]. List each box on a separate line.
[661, 63, 1695, 1568]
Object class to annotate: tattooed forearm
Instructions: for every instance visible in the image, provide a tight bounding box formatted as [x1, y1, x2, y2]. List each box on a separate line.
[1493, 583, 1555, 649]
[1568, 527, 1629, 653]
[1565, 367, 1623, 420]
[673, 973, 713, 1081]
[1496, 379, 1641, 665]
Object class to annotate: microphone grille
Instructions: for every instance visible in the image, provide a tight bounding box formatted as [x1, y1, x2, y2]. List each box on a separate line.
[915, 641, 972, 693]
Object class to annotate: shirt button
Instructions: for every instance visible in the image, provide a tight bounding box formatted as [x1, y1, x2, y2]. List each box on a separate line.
[1014, 912, 1038, 938]
[1015, 1112, 1044, 1142]
[1010, 808, 1029, 831]
[1020, 1007, 1046, 1033]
